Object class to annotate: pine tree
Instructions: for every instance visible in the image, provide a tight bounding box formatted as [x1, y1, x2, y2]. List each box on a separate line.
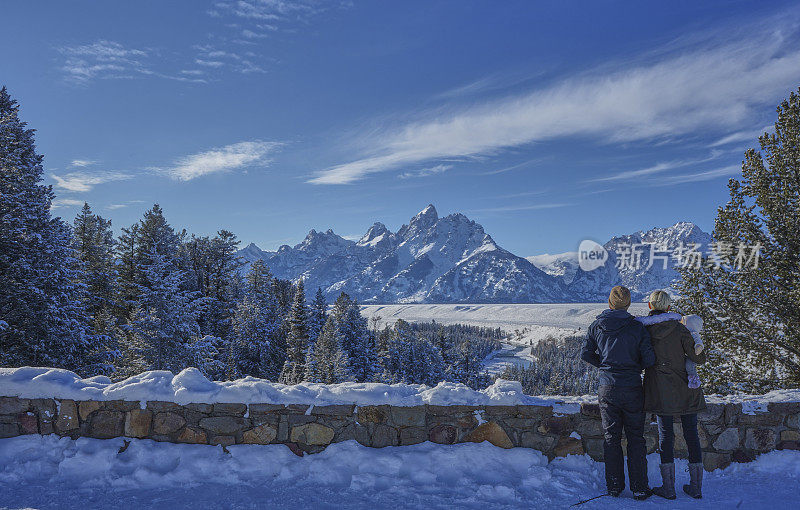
[308, 287, 327, 344]
[279, 279, 310, 384]
[228, 260, 282, 380]
[73, 202, 119, 373]
[676, 88, 800, 392]
[330, 293, 374, 382]
[121, 249, 202, 375]
[0, 87, 93, 372]
[305, 315, 351, 383]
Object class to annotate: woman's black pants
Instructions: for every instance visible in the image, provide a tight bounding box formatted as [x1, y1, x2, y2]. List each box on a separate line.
[656, 413, 702, 464]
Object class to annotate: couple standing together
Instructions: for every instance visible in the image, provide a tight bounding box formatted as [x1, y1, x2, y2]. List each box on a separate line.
[581, 286, 707, 501]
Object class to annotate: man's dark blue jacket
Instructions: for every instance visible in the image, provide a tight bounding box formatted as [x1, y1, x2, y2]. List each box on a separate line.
[580, 309, 656, 387]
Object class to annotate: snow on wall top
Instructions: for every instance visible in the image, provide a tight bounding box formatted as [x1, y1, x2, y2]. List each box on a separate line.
[1, 367, 797, 410]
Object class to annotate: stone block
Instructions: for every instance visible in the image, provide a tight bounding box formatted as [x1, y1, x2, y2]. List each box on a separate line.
[738, 412, 783, 427]
[147, 401, 181, 413]
[428, 424, 457, 444]
[703, 451, 731, 471]
[199, 416, 244, 435]
[125, 410, 152, 438]
[90, 411, 124, 439]
[0, 422, 19, 438]
[357, 405, 387, 424]
[520, 432, 556, 454]
[104, 400, 140, 412]
[19, 412, 38, 434]
[212, 403, 247, 416]
[786, 413, 799, 429]
[731, 449, 756, 463]
[554, 436, 584, 457]
[426, 405, 477, 416]
[724, 404, 742, 425]
[31, 399, 57, 422]
[311, 404, 355, 416]
[745, 428, 776, 452]
[767, 402, 800, 415]
[287, 414, 316, 426]
[177, 427, 207, 444]
[389, 406, 425, 428]
[185, 403, 213, 414]
[290, 423, 334, 445]
[712, 428, 741, 451]
[371, 424, 399, 448]
[249, 404, 284, 414]
[483, 405, 516, 417]
[462, 422, 513, 449]
[56, 400, 79, 432]
[242, 424, 277, 444]
[0, 397, 29, 415]
[777, 440, 800, 451]
[79, 401, 103, 421]
[285, 404, 310, 414]
[781, 429, 800, 442]
[399, 427, 427, 446]
[336, 423, 370, 445]
[584, 438, 604, 461]
[517, 405, 552, 419]
[580, 403, 601, 419]
[574, 417, 603, 438]
[153, 412, 186, 435]
[537, 415, 572, 436]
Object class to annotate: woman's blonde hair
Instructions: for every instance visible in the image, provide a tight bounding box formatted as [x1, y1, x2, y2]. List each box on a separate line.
[648, 290, 672, 311]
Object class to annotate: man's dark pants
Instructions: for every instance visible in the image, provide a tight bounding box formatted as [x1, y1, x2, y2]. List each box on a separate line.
[598, 384, 648, 492]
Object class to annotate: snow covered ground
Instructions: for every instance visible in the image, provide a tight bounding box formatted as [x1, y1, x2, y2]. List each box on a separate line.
[1, 435, 798, 509]
[360, 303, 650, 374]
[360, 303, 651, 344]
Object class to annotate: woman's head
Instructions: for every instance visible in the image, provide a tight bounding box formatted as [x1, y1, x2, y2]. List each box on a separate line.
[648, 290, 672, 311]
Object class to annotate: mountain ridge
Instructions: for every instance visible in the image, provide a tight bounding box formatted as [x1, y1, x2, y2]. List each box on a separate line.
[238, 205, 711, 303]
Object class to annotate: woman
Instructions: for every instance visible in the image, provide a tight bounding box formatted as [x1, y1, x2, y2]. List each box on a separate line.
[637, 290, 707, 500]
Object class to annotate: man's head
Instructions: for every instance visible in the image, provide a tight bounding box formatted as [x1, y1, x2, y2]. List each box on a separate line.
[608, 286, 631, 310]
[648, 289, 671, 311]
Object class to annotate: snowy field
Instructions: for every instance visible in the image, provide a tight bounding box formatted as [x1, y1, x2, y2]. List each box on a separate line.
[360, 303, 650, 374]
[1, 435, 798, 510]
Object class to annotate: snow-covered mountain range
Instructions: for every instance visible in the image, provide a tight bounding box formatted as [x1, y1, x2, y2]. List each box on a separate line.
[238, 205, 712, 303]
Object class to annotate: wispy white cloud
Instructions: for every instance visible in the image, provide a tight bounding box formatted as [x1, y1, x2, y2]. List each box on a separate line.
[211, 0, 350, 39]
[655, 165, 741, 186]
[51, 171, 132, 192]
[162, 141, 282, 181]
[470, 203, 570, 213]
[106, 204, 129, 210]
[192, 45, 267, 74]
[398, 164, 452, 179]
[58, 40, 149, 83]
[58, 40, 208, 84]
[70, 159, 96, 168]
[709, 125, 773, 147]
[50, 198, 85, 209]
[309, 23, 800, 184]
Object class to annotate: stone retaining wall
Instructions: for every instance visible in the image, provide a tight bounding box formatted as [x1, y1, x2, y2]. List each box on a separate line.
[1, 396, 798, 471]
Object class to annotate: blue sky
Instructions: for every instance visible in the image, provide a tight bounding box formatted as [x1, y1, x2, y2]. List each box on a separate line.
[2, 0, 799, 256]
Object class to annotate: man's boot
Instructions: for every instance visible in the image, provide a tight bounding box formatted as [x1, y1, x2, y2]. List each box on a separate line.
[683, 463, 703, 499]
[652, 463, 676, 500]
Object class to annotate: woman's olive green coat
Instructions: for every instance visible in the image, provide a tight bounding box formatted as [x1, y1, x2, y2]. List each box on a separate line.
[643, 318, 707, 416]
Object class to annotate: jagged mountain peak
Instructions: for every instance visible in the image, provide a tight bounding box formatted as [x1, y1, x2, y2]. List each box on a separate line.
[358, 222, 392, 247]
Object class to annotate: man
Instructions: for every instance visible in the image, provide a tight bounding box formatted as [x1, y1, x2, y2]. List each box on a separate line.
[581, 286, 656, 500]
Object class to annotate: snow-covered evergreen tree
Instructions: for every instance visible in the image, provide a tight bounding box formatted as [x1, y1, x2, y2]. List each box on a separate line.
[73, 202, 119, 373]
[186, 335, 225, 379]
[121, 248, 202, 375]
[0, 87, 93, 372]
[308, 287, 327, 344]
[330, 293, 374, 382]
[379, 320, 445, 385]
[228, 260, 283, 380]
[677, 88, 800, 392]
[279, 279, 310, 384]
[305, 315, 351, 383]
[181, 230, 243, 341]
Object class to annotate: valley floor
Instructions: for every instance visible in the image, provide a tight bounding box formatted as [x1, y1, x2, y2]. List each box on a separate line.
[1, 435, 797, 510]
